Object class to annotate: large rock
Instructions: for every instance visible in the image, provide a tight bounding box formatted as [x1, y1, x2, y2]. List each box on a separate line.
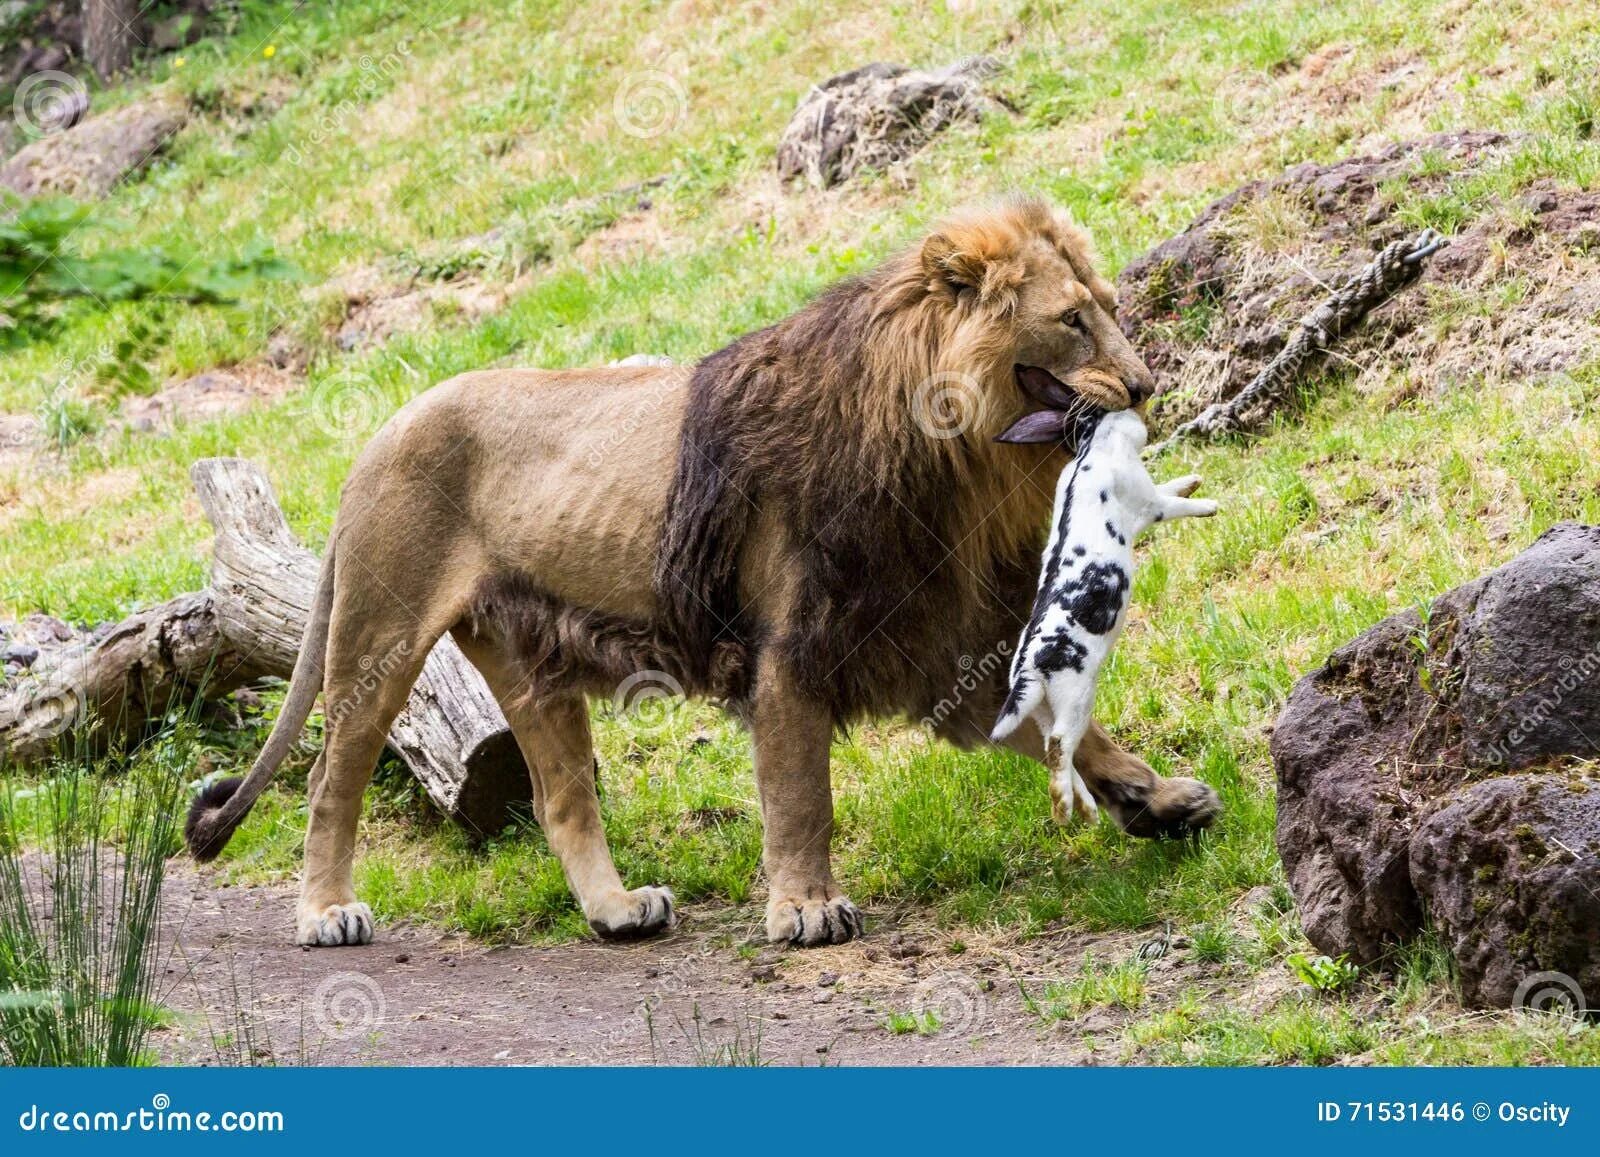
[1272, 524, 1600, 1007]
[775, 57, 999, 189]
[1272, 610, 1425, 961]
[1411, 774, 1600, 1008]
[0, 95, 186, 199]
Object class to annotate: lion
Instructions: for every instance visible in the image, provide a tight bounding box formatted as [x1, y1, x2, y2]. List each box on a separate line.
[185, 197, 1221, 948]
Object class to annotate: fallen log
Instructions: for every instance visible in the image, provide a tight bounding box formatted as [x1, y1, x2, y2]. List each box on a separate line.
[0, 592, 268, 761]
[0, 459, 532, 837]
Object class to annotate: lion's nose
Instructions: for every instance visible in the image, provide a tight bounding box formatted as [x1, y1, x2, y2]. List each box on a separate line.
[1125, 370, 1157, 405]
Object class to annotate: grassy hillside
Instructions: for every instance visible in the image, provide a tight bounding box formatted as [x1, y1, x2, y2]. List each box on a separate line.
[4, 0, 1599, 1063]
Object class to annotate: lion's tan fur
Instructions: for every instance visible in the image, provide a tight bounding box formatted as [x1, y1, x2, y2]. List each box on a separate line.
[187, 199, 1219, 949]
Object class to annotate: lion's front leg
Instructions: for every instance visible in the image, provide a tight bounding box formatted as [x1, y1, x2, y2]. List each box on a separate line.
[749, 654, 862, 946]
[1072, 722, 1221, 837]
[995, 718, 1220, 838]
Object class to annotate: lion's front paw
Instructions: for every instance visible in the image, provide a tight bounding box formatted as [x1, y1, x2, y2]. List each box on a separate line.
[587, 885, 676, 940]
[296, 901, 374, 947]
[1113, 775, 1221, 839]
[767, 892, 862, 946]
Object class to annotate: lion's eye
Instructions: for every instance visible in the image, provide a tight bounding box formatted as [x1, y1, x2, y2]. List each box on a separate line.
[1061, 309, 1083, 330]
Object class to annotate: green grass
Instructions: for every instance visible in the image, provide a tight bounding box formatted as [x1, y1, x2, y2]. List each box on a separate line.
[2, 0, 1599, 1065]
[0, 742, 186, 1066]
[1032, 954, 1150, 1022]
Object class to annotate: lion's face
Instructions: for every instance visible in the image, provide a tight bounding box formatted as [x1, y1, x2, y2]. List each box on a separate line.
[918, 202, 1155, 435]
[1007, 236, 1154, 412]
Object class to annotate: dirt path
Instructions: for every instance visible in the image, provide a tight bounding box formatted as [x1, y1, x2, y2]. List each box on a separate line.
[145, 865, 1209, 1066]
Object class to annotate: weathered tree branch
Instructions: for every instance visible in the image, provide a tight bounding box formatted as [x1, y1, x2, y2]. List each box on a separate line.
[0, 592, 267, 761]
[0, 459, 532, 837]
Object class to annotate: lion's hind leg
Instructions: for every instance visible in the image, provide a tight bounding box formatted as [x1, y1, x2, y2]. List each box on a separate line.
[298, 625, 433, 947]
[1075, 722, 1220, 838]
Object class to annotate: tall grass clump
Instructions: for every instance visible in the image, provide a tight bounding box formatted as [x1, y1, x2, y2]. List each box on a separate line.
[0, 739, 186, 1066]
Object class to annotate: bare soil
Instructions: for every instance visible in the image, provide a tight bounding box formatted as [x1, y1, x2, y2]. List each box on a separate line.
[143, 863, 1229, 1066]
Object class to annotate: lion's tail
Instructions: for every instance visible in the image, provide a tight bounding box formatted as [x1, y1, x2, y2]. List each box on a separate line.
[185, 533, 337, 862]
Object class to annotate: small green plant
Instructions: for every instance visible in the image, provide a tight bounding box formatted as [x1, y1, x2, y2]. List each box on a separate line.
[884, 1008, 941, 1036]
[646, 1003, 767, 1066]
[1190, 922, 1238, 964]
[35, 392, 102, 451]
[1287, 952, 1361, 994]
[1037, 955, 1149, 1022]
[0, 195, 295, 344]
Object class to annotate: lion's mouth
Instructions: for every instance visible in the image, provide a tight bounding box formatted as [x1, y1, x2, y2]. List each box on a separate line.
[998, 365, 1108, 448]
[1014, 364, 1082, 412]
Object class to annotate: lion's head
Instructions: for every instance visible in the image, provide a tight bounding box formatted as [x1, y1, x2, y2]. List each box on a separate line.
[658, 198, 1151, 727]
[910, 199, 1155, 442]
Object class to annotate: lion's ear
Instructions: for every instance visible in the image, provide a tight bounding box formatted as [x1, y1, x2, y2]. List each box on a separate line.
[921, 232, 986, 295]
[922, 229, 1024, 308]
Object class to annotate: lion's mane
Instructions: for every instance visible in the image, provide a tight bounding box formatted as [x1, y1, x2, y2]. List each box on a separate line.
[655, 201, 1076, 729]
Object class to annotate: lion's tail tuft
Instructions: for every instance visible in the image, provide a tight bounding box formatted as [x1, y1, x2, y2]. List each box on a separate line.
[185, 777, 247, 862]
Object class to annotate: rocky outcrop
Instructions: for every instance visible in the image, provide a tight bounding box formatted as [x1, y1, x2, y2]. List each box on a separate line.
[1116, 132, 1600, 423]
[0, 94, 186, 199]
[1272, 523, 1600, 1008]
[1411, 774, 1600, 1008]
[776, 58, 999, 189]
